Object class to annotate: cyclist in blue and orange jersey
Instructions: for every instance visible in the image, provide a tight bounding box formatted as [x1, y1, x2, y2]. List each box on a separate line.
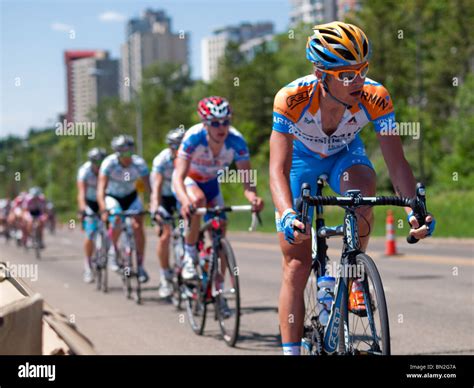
[269, 22, 436, 355]
[150, 128, 185, 299]
[97, 135, 152, 284]
[172, 97, 264, 287]
[77, 147, 107, 283]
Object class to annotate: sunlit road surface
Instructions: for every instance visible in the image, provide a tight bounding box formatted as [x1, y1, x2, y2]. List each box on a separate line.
[2, 227, 473, 355]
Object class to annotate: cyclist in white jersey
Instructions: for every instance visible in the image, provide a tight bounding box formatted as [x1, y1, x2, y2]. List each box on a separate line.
[150, 128, 185, 299]
[77, 147, 106, 283]
[97, 135, 151, 283]
[173, 96, 264, 286]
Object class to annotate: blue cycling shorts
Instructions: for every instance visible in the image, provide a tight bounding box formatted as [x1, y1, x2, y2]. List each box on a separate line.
[276, 135, 374, 231]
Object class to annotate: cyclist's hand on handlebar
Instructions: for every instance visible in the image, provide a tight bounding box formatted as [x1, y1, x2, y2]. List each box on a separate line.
[281, 210, 310, 244]
[251, 196, 264, 212]
[180, 198, 194, 219]
[408, 213, 436, 240]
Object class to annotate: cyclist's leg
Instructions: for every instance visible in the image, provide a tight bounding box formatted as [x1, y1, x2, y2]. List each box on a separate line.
[83, 206, 98, 266]
[183, 177, 206, 246]
[23, 211, 33, 245]
[156, 196, 175, 272]
[105, 196, 122, 248]
[329, 135, 376, 252]
[128, 197, 145, 265]
[276, 149, 332, 354]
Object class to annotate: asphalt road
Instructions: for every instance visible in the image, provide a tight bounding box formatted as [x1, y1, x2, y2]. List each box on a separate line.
[1, 227, 473, 355]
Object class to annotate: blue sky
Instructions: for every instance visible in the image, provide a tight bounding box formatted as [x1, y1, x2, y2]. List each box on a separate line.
[1, 0, 290, 137]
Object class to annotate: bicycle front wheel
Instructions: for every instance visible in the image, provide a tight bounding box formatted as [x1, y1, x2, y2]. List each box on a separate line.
[340, 253, 390, 355]
[214, 238, 241, 347]
[184, 264, 207, 335]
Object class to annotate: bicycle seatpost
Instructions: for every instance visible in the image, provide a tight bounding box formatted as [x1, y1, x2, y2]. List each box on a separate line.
[407, 183, 427, 244]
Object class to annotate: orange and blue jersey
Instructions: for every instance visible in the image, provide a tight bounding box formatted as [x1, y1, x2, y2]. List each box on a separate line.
[272, 75, 396, 159]
[272, 75, 396, 231]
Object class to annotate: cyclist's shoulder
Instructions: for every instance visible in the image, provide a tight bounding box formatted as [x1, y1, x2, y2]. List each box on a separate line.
[152, 148, 172, 166]
[273, 74, 318, 122]
[359, 78, 394, 119]
[182, 123, 205, 144]
[226, 126, 246, 143]
[131, 154, 147, 167]
[100, 153, 117, 170]
[225, 127, 249, 153]
[78, 161, 92, 173]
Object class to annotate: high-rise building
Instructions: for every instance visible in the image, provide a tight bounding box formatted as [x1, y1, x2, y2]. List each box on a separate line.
[201, 22, 274, 82]
[64, 50, 118, 123]
[120, 9, 189, 102]
[337, 0, 360, 20]
[289, 0, 338, 26]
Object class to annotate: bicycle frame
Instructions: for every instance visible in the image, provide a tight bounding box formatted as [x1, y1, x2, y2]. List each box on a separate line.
[308, 179, 376, 355]
[199, 216, 224, 303]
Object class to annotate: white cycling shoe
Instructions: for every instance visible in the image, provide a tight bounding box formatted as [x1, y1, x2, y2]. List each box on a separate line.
[158, 278, 173, 299]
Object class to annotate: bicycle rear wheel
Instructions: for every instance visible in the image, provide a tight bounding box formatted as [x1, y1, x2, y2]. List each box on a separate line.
[302, 265, 323, 355]
[340, 253, 390, 355]
[214, 238, 241, 347]
[94, 230, 108, 292]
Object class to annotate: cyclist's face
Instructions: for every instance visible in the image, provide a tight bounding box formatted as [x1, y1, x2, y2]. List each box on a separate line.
[205, 119, 230, 143]
[169, 147, 178, 158]
[316, 62, 366, 105]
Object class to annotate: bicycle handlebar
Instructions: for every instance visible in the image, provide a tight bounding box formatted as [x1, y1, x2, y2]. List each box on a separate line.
[297, 182, 429, 245]
[193, 205, 262, 232]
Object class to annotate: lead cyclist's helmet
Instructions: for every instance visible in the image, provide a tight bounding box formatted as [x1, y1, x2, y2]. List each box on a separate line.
[165, 128, 185, 150]
[306, 21, 371, 69]
[197, 96, 232, 121]
[111, 135, 135, 153]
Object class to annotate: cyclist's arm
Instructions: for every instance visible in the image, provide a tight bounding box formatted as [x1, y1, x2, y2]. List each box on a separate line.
[97, 173, 108, 213]
[172, 156, 191, 205]
[377, 133, 416, 214]
[141, 174, 151, 194]
[150, 172, 163, 213]
[269, 131, 294, 215]
[235, 159, 258, 202]
[76, 180, 87, 212]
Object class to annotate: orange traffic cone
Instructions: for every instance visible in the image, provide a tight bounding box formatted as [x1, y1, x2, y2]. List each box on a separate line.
[385, 210, 398, 256]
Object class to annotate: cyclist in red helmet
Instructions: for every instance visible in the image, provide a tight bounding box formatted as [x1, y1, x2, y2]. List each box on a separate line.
[173, 96, 264, 290]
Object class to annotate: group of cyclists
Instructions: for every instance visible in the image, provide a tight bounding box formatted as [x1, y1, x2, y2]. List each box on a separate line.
[0, 188, 55, 249]
[76, 95, 264, 306]
[3, 21, 437, 355]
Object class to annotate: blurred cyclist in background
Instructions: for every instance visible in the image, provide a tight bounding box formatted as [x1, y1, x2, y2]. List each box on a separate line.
[22, 187, 47, 248]
[77, 147, 107, 283]
[97, 135, 151, 283]
[150, 128, 185, 299]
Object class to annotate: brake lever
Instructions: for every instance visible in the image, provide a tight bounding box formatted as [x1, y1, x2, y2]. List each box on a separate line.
[407, 183, 427, 244]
